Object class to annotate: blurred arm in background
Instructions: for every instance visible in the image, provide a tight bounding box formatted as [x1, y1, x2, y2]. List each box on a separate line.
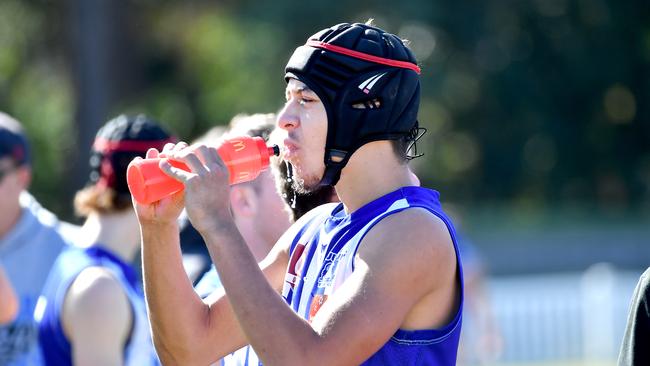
[0, 264, 18, 324]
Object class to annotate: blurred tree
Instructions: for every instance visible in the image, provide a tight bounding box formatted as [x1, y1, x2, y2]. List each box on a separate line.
[0, 0, 647, 221]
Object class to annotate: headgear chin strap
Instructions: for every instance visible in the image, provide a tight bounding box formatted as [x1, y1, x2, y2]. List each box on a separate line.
[285, 23, 421, 186]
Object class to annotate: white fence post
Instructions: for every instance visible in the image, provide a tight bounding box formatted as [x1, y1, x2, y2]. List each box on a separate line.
[581, 263, 616, 361]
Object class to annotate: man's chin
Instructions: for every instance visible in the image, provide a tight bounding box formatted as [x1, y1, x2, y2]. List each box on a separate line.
[291, 173, 321, 195]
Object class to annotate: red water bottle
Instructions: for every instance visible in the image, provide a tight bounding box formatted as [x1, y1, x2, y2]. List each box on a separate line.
[127, 136, 280, 204]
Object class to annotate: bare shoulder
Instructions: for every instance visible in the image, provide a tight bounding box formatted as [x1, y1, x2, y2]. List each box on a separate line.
[66, 267, 128, 308]
[351, 207, 459, 330]
[63, 266, 131, 337]
[361, 207, 454, 257]
[358, 207, 457, 288]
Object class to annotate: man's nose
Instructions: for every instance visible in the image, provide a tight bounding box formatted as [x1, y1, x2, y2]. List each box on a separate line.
[277, 103, 299, 131]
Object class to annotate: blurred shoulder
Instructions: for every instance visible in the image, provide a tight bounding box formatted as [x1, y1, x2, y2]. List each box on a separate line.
[64, 266, 130, 319]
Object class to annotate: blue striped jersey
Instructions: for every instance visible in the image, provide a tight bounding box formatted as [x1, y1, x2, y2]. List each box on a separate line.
[281, 186, 464, 365]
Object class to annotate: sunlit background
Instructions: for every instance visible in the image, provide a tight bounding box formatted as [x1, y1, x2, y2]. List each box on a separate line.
[1, 1, 648, 365]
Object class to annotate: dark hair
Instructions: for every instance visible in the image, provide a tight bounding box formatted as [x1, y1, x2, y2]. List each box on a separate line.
[391, 125, 426, 163]
[391, 135, 411, 164]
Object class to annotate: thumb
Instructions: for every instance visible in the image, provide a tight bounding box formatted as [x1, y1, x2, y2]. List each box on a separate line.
[159, 159, 193, 183]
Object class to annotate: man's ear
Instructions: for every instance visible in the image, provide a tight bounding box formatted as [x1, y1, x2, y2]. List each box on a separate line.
[229, 185, 258, 218]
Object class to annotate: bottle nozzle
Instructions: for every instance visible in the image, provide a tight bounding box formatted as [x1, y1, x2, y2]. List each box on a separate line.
[269, 145, 280, 157]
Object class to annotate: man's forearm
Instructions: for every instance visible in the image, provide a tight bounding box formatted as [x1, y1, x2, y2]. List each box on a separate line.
[204, 223, 319, 365]
[140, 222, 209, 362]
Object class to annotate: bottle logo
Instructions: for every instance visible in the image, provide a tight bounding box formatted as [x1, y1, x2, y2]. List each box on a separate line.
[230, 139, 246, 152]
[237, 171, 251, 181]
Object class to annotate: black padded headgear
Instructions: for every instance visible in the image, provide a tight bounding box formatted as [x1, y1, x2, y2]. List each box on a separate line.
[285, 22, 421, 186]
[89, 114, 174, 197]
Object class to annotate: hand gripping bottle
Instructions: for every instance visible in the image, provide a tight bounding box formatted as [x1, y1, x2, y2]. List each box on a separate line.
[127, 136, 280, 204]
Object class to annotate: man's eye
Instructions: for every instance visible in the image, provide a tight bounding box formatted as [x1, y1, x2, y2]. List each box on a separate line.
[299, 98, 313, 105]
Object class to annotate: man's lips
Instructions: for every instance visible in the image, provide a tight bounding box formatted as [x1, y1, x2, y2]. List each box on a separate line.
[282, 139, 299, 161]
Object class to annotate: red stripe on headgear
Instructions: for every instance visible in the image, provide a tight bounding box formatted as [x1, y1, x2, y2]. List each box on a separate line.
[92, 137, 175, 153]
[306, 40, 421, 74]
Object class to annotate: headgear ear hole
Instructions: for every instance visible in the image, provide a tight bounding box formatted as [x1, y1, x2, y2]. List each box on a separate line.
[351, 98, 382, 110]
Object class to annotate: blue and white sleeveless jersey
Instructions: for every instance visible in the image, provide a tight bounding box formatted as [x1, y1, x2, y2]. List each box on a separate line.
[0, 193, 72, 366]
[282, 186, 464, 365]
[35, 246, 158, 366]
